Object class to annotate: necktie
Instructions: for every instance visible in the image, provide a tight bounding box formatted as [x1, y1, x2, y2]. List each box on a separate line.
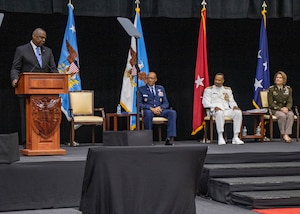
[151, 87, 155, 96]
[36, 47, 42, 67]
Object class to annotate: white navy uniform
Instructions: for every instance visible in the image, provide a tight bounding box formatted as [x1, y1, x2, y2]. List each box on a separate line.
[202, 85, 243, 138]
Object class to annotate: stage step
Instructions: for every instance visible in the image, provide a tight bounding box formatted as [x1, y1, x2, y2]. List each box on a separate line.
[231, 190, 300, 209]
[204, 142, 300, 164]
[199, 142, 300, 209]
[198, 162, 300, 195]
[208, 175, 300, 204]
[204, 162, 300, 178]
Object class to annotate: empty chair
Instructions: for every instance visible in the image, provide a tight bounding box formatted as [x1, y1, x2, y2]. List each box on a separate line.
[69, 90, 105, 146]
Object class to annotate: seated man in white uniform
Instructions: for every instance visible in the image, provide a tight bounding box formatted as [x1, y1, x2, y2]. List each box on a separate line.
[202, 73, 244, 145]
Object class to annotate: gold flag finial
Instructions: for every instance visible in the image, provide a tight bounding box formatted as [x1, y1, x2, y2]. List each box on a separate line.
[262, 1, 267, 11]
[135, 0, 140, 14]
[201, 0, 207, 8]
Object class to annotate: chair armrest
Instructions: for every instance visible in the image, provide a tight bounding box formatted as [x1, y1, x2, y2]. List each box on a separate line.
[294, 106, 299, 116]
[94, 107, 105, 118]
[68, 108, 74, 117]
[267, 106, 298, 116]
[268, 108, 273, 116]
[204, 107, 213, 117]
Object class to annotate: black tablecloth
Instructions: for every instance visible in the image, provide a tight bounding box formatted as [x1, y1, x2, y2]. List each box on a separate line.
[80, 145, 207, 214]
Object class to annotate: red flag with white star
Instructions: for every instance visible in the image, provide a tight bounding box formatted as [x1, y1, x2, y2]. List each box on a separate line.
[192, 7, 210, 135]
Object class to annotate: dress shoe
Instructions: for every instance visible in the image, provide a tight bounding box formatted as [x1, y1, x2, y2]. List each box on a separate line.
[165, 137, 174, 145]
[232, 137, 244, 145]
[283, 135, 293, 143]
[218, 137, 226, 145]
[67, 141, 80, 147]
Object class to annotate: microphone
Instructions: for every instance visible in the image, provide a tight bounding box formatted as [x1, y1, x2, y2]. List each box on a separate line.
[29, 61, 40, 73]
[29, 46, 42, 72]
[41, 48, 57, 73]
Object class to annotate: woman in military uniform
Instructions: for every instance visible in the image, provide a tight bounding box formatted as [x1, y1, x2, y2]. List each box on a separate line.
[268, 71, 294, 143]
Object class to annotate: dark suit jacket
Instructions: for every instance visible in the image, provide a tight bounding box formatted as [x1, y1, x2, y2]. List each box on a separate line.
[138, 84, 169, 110]
[10, 43, 58, 81]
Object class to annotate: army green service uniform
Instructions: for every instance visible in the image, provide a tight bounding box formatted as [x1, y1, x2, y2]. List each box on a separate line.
[267, 85, 294, 135]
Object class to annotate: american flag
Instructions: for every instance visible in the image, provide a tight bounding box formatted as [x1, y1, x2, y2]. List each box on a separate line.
[68, 61, 79, 74]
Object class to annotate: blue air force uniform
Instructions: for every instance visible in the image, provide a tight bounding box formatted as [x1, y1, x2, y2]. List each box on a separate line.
[138, 84, 176, 138]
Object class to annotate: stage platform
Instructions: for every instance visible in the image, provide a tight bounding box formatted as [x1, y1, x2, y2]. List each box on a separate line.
[1, 139, 300, 212]
[14, 139, 300, 164]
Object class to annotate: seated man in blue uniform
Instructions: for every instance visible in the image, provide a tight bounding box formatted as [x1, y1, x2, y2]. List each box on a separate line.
[138, 71, 176, 145]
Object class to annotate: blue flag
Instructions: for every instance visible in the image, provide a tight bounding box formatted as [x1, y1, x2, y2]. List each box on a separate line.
[253, 9, 270, 109]
[57, 3, 82, 120]
[120, 7, 149, 129]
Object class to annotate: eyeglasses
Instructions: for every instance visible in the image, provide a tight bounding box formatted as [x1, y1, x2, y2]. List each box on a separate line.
[147, 77, 156, 80]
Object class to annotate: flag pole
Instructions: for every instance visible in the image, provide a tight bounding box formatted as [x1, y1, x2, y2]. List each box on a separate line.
[117, 2, 142, 130]
[191, 0, 209, 136]
[118, 0, 146, 131]
[135, 0, 141, 130]
[252, 0, 270, 109]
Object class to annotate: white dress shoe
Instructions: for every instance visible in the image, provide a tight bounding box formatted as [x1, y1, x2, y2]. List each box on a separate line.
[218, 137, 226, 145]
[67, 141, 80, 147]
[232, 137, 244, 145]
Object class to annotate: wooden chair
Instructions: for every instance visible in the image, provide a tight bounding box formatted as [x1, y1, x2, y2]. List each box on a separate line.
[259, 90, 299, 141]
[203, 108, 234, 143]
[69, 90, 105, 146]
[140, 109, 169, 141]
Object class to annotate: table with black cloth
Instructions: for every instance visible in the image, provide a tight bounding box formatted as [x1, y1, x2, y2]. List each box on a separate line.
[79, 145, 208, 214]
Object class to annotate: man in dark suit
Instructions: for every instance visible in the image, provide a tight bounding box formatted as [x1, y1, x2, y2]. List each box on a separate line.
[11, 28, 57, 87]
[138, 71, 176, 145]
[10, 28, 58, 146]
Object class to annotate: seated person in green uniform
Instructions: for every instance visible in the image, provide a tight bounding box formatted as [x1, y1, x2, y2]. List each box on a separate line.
[268, 71, 294, 143]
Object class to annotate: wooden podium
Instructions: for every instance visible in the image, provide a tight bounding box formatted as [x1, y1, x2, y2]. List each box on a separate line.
[15, 73, 68, 156]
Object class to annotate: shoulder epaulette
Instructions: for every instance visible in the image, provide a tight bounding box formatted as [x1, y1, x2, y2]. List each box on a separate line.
[224, 86, 231, 89]
[207, 86, 213, 89]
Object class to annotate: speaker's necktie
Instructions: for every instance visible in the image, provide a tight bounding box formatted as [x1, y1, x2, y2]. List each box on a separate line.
[36, 47, 42, 67]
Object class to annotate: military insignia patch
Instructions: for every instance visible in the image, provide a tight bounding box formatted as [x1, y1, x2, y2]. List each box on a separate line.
[143, 94, 148, 102]
[224, 93, 229, 102]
